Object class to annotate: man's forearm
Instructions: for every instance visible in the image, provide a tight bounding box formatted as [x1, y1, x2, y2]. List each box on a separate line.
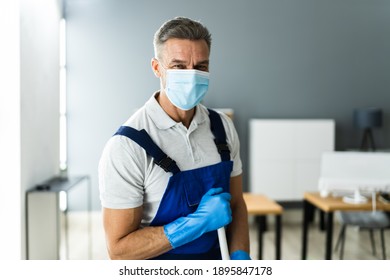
[108, 226, 172, 260]
[227, 198, 250, 254]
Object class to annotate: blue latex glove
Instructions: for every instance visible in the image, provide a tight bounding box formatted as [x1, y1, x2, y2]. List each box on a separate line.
[164, 187, 232, 249]
[230, 250, 251, 260]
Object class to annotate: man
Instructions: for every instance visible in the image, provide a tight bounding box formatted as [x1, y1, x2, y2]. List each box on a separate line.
[99, 17, 250, 260]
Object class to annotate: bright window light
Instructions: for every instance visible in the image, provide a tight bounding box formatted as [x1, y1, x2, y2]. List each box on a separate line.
[59, 190, 68, 212]
[59, 18, 67, 172]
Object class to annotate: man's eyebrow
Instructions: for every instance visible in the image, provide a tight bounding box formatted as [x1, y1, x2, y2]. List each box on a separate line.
[169, 59, 187, 64]
[196, 60, 210, 65]
[168, 59, 210, 65]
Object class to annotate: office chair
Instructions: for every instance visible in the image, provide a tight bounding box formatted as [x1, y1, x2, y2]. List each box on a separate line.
[334, 211, 390, 259]
[318, 151, 390, 259]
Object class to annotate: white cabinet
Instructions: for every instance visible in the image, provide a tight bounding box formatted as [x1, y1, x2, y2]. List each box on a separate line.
[249, 119, 335, 201]
[26, 176, 91, 259]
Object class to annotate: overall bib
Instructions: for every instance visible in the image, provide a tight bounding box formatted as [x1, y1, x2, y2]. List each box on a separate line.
[114, 109, 233, 260]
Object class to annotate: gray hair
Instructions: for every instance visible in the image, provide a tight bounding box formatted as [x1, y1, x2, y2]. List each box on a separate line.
[153, 17, 212, 60]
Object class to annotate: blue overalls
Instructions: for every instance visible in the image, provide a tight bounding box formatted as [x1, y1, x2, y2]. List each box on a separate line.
[114, 109, 233, 260]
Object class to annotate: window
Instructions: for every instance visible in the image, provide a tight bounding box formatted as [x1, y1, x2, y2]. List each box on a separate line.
[59, 18, 67, 172]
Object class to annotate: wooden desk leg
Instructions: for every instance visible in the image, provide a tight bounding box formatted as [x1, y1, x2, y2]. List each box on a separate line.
[325, 212, 334, 260]
[257, 216, 266, 260]
[275, 214, 282, 260]
[301, 199, 313, 259]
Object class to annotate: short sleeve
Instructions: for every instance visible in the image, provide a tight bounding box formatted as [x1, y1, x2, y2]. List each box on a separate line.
[98, 136, 145, 209]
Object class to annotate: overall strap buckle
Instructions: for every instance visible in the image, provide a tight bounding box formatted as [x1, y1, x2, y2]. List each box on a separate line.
[216, 143, 230, 154]
[154, 157, 179, 173]
[114, 126, 180, 174]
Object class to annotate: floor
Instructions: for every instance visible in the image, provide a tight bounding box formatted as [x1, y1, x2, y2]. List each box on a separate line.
[248, 209, 390, 260]
[78, 209, 390, 260]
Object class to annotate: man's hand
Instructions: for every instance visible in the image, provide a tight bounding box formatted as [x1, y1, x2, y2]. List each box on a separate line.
[164, 187, 232, 248]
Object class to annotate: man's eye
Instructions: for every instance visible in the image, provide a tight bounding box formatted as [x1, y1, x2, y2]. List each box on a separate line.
[171, 64, 185, 69]
[195, 65, 208, 71]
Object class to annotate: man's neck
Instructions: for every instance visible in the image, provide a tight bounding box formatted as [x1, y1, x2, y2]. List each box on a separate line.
[156, 91, 195, 128]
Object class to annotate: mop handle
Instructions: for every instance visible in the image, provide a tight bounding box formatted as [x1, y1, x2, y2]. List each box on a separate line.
[217, 227, 230, 260]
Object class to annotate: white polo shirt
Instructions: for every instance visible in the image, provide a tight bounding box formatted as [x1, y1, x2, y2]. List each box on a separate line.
[98, 93, 242, 226]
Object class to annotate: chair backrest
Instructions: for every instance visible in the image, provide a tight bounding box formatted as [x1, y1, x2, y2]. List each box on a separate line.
[318, 151, 390, 196]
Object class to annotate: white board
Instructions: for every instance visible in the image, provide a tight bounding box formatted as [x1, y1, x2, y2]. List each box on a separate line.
[249, 119, 335, 200]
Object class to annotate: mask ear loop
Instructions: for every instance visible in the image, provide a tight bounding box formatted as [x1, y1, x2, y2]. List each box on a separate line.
[158, 61, 171, 95]
[159, 60, 171, 90]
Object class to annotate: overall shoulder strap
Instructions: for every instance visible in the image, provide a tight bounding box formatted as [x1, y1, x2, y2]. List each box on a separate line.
[207, 109, 231, 161]
[114, 126, 180, 174]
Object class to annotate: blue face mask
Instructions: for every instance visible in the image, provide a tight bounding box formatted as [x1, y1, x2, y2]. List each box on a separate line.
[164, 69, 210, 111]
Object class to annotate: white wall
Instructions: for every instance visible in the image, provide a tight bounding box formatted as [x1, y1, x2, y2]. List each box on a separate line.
[0, 0, 62, 259]
[20, 0, 62, 259]
[0, 0, 21, 260]
[20, 0, 61, 194]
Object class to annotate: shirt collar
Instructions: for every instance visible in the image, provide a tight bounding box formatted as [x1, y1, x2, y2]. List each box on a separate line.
[145, 92, 207, 130]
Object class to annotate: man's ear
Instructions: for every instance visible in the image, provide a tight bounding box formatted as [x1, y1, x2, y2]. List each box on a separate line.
[151, 58, 162, 78]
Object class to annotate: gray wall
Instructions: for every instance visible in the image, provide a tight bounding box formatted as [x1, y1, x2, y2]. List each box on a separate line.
[66, 0, 390, 210]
